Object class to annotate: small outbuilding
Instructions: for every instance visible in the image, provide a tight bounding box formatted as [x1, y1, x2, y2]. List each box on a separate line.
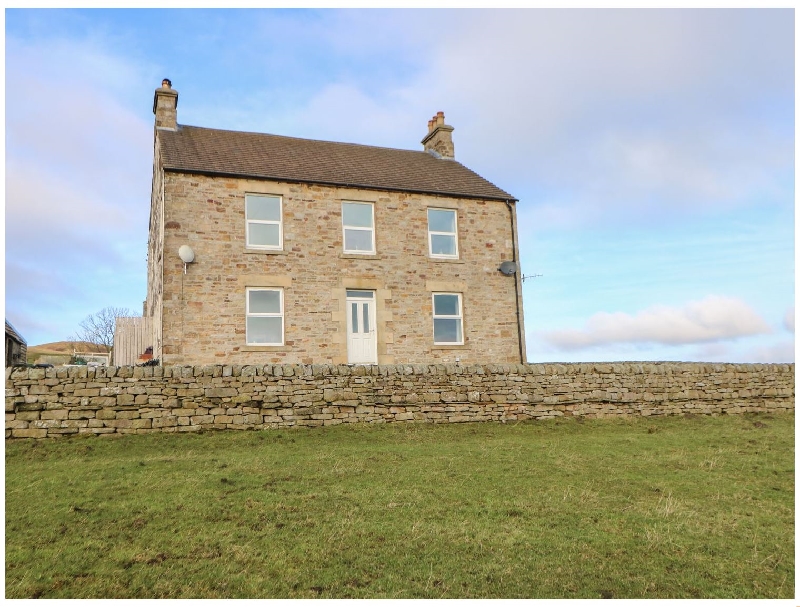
[5, 320, 27, 366]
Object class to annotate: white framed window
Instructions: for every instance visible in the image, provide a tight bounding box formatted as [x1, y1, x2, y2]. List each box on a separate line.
[342, 201, 375, 254]
[246, 194, 282, 249]
[246, 288, 284, 345]
[432, 293, 463, 345]
[427, 208, 458, 258]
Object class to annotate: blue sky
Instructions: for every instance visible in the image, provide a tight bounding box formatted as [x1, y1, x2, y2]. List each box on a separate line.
[4, 8, 794, 363]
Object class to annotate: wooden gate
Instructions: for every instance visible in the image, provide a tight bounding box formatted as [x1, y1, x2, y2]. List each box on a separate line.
[113, 317, 153, 366]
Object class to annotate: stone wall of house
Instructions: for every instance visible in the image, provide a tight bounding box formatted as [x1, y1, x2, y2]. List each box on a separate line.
[144, 136, 165, 360]
[157, 172, 525, 366]
[5, 362, 793, 439]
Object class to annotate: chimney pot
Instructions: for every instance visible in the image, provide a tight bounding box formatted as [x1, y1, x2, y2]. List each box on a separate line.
[162, 78, 172, 89]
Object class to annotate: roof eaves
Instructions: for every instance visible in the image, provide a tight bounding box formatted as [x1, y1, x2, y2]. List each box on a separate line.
[161, 166, 519, 202]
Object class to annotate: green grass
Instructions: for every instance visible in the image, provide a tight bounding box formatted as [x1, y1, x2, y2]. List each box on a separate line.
[5, 413, 794, 598]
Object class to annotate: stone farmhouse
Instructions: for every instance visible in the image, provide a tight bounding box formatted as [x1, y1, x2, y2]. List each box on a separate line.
[144, 80, 525, 366]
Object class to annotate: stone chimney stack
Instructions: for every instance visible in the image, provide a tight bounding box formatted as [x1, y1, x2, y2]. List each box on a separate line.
[153, 78, 178, 131]
[421, 111, 454, 159]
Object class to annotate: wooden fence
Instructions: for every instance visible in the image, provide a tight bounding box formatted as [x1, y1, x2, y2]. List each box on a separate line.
[113, 317, 153, 366]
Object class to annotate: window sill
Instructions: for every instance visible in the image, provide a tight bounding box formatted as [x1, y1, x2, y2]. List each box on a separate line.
[244, 249, 288, 255]
[239, 345, 288, 351]
[429, 257, 465, 264]
[432, 344, 470, 350]
[340, 253, 381, 260]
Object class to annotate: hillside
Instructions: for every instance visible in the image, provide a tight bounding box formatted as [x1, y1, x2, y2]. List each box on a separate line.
[26, 341, 110, 364]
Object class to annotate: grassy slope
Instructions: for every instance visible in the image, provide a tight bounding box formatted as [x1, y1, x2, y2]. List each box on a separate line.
[5, 414, 794, 599]
[26, 342, 110, 364]
[27, 341, 110, 355]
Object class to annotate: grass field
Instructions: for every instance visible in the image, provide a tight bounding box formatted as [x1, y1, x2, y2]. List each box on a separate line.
[5, 413, 794, 598]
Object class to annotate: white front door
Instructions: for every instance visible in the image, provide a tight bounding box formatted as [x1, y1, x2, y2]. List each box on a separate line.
[346, 290, 377, 364]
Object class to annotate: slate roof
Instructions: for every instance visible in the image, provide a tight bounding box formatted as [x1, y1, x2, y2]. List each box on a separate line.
[5, 320, 26, 345]
[157, 125, 516, 201]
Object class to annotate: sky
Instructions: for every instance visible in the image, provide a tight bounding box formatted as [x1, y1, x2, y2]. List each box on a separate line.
[4, 8, 795, 363]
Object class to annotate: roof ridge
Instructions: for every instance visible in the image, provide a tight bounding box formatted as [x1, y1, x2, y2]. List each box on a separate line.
[177, 124, 431, 157]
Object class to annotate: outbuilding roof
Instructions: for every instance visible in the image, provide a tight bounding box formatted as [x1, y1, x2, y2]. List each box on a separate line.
[157, 125, 516, 202]
[5, 320, 26, 346]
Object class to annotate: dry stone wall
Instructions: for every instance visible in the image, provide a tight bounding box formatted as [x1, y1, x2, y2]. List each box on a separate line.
[5, 362, 794, 439]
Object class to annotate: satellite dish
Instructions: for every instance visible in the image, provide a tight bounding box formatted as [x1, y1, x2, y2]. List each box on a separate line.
[178, 245, 195, 264]
[498, 261, 517, 276]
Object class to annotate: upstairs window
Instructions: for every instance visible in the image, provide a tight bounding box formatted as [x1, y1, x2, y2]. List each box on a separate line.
[433, 293, 464, 345]
[246, 288, 284, 345]
[246, 194, 282, 249]
[427, 208, 458, 258]
[342, 201, 375, 254]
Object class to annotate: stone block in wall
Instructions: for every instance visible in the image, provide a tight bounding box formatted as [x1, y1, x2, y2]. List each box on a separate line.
[177, 388, 203, 398]
[172, 408, 196, 417]
[79, 427, 115, 435]
[74, 389, 100, 397]
[68, 408, 97, 419]
[65, 419, 93, 429]
[12, 428, 47, 438]
[153, 416, 178, 428]
[206, 387, 238, 398]
[116, 410, 141, 420]
[15, 411, 40, 421]
[40, 409, 68, 420]
[27, 420, 61, 431]
[48, 427, 80, 435]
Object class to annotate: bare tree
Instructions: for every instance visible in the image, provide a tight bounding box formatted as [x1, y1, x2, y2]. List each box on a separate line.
[70, 306, 138, 352]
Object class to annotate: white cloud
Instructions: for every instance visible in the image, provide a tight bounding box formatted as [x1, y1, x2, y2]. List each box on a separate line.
[784, 307, 794, 333]
[143, 9, 792, 230]
[5, 34, 156, 346]
[249, 9, 793, 229]
[747, 340, 795, 363]
[540, 295, 771, 351]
